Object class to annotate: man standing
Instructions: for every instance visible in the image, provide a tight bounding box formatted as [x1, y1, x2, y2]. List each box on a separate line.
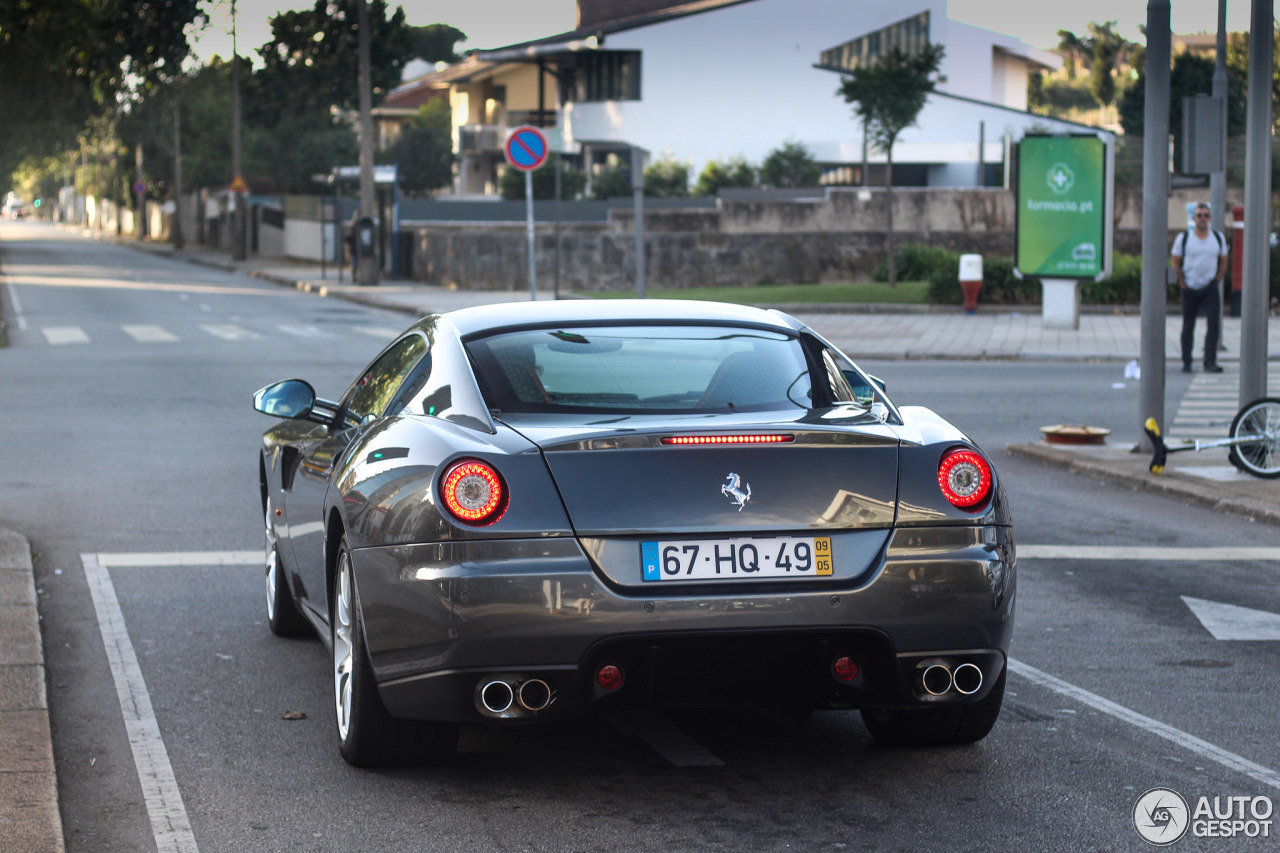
[1170, 202, 1229, 373]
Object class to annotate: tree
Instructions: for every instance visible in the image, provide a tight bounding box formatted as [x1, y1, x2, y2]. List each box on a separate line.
[1118, 51, 1247, 171]
[246, 0, 413, 127]
[759, 142, 820, 188]
[1225, 25, 1280, 133]
[500, 156, 587, 200]
[0, 0, 204, 179]
[590, 167, 632, 199]
[644, 158, 690, 197]
[1056, 29, 1090, 80]
[1088, 22, 1125, 114]
[384, 99, 455, 194]
[838, 42, 944, 286]
[409, 24, 467, 64]
[693, 157, 756, 196]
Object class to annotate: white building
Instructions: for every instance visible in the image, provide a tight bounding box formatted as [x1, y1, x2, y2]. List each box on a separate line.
[439, 0, 1091, 195]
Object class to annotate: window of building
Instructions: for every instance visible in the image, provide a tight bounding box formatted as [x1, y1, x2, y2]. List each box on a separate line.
[568, 51, 641, 102]
[819, 12, 930, 72]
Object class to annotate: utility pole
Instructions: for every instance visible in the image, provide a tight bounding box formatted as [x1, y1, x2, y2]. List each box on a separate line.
[356, 0, 379, 285]
[231, 0, 246, 261]
[1210, 0, 1227, 349]
[173, 101, 184, 251]
[135, 143, 146, 240]
[1239, 0, 1274, 405]
[1139, 0, 1171, 449]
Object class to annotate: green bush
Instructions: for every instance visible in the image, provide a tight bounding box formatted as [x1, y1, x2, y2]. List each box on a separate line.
[927, 251, 1187, 306]
[874, 244, 960, 283]
[927, 256, 1038, 304]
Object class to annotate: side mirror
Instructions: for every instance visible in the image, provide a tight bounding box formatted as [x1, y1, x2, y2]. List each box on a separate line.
[253, 379, 316, 419]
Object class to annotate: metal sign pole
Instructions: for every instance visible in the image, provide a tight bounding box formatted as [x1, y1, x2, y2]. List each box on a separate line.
[525, 170, 537, 300]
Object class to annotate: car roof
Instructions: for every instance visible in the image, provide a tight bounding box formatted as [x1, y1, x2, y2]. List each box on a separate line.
[440, 299, 798, 338]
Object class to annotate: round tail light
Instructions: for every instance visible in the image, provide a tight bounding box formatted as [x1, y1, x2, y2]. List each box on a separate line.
[596, 665, 625, 692]
[439, 460, 507, 525]
[937, 448, 992, 509]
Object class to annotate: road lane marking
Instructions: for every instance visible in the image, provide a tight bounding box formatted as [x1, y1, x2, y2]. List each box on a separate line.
[82, 553, 198, 852]
[278, 324, 334, 338]
[1020, 545, 1280, 561]
[4, 279, 27, 330]
[1008, 658, 1280, 792]
[123, 325, 180, 343]
[41, 326, 90, 345]
[354, 326, 403, 340]
[99, 551, 259, 568]
[199, 324, 259, 341]
[1182, 596, 1280, 640]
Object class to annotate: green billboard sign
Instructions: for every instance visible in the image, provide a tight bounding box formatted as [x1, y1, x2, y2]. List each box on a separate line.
[1015, 133, 1113, 280]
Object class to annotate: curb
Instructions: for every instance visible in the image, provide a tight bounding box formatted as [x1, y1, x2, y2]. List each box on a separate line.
[0, 528, 64, 853]
[1006, 442, 1280, 526]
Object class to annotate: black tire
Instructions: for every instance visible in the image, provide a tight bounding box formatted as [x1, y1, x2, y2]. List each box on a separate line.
[331, 537, 456, 767]
[1227, 397, 1280, 478]
[265, 502, 309, 638]
[860, 668, 1005, 747]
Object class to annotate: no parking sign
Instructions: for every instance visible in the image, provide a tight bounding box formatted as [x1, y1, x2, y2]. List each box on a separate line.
[504, 126, 549, 172]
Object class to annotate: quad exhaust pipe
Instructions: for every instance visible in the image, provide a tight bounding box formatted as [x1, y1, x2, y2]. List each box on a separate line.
[917, 661, 984, 697]
[478, 677, 555, 716]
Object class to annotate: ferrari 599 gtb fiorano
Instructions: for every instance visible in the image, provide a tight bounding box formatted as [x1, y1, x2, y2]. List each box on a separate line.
[254, 300, 1015, 766]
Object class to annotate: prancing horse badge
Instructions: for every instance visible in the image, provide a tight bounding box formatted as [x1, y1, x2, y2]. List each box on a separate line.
[721, 473, 751, 511]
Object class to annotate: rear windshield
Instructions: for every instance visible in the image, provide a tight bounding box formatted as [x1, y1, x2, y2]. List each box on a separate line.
[466, 325, 813, 414]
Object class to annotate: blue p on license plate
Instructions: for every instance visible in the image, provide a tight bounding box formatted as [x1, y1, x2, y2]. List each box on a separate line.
[641, 536, 833, 581]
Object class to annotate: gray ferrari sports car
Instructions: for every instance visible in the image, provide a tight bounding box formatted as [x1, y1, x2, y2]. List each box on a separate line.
[254, 300, 1015, 766]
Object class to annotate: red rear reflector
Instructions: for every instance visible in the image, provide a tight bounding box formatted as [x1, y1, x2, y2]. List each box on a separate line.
[832, 656, 859, 682]
[439, 460, 507, 525]
[596, 664, 625, 691]
[661, 435, 793, 445]
[937, 448, 992, 509]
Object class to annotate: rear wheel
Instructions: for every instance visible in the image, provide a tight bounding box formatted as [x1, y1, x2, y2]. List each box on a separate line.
[265, 501, 309, 637]
[860, 668, 1005, 747]
[1227, 398, 1280, 478]
[332, 536, 456, 767]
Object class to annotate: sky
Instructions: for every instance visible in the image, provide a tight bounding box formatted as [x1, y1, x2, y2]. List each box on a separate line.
[188, 1, 1258, 66]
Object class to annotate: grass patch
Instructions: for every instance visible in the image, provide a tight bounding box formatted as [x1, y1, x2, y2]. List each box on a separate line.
[588, 281, 930, 305]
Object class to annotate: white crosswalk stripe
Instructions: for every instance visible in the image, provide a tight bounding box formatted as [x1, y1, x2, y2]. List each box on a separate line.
[354, 326, 402, 341]
[199, 323, 261, 341]
[42, 326, 90, 345]
[122, 325, 180, 343]
[1169, 364, 1280, 443]
[277, 324, 334, 338]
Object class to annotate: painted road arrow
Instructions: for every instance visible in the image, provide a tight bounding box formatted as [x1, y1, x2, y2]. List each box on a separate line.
[1182, 596, 1280, 641]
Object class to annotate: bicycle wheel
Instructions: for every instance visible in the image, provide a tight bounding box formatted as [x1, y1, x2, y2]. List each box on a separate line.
[1228, 397, 1280, 478]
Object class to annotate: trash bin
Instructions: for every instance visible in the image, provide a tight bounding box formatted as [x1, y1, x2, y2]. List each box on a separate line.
[959, 254, 983, 314]
[357, 216, 376, 256]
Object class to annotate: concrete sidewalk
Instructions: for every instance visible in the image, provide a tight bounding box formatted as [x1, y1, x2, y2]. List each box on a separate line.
[112, 235, 1280, 363]
[0, 529, 62, 853]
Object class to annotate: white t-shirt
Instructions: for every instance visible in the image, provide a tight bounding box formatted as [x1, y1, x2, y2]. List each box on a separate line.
[1171, 229, 1227, 289]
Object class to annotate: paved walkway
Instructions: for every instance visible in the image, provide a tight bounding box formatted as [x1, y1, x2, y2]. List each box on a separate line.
[112, 236, 1280, 363]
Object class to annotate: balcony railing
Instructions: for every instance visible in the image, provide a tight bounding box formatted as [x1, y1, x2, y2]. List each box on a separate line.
[458, 112, 558, 153]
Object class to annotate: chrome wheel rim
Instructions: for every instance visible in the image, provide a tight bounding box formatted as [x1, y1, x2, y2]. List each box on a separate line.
[333, 551, 354, 741]
[264, 504, 278, 621]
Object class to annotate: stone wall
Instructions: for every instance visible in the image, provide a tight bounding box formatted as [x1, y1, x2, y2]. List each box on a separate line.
[405, 185, 1246, 291]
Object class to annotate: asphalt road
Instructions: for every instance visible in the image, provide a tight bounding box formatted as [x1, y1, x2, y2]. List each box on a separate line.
[2, 221, 1279, 852]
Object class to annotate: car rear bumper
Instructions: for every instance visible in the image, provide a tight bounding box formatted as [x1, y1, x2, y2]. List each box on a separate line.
[351, 525, 1015, 723]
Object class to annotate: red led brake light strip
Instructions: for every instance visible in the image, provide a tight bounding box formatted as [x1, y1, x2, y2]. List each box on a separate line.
[661, 435, 794, 445]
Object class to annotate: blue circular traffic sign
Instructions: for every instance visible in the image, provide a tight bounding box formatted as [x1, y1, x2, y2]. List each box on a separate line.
[504, 126, 549, 172]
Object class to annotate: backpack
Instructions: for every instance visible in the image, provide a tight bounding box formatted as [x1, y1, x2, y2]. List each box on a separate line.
[1174, 227, 1225, 255]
